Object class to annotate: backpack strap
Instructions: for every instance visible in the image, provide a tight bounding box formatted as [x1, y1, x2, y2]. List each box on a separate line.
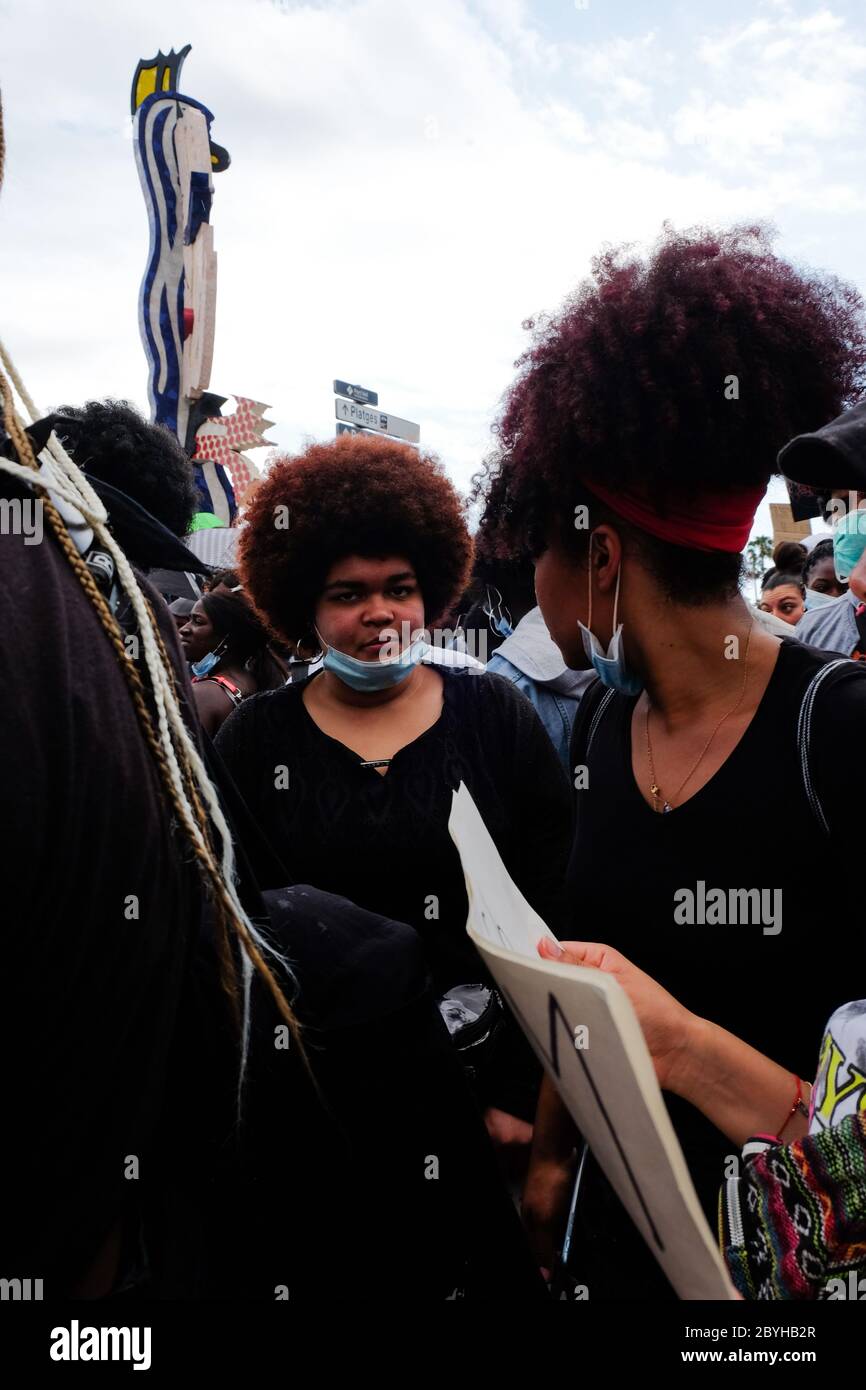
[568, 677, 616, 774]
[586, 685, 617, 756]
[797, 658, 861, 834]
[193, 673, 245, 709]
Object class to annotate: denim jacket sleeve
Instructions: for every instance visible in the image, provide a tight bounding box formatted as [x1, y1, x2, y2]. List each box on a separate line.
[486, 654, 576, 770]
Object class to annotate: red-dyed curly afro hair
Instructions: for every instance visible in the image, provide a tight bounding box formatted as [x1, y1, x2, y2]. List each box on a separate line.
[238, 433, 473, 644]
[475, 223, 866, 566]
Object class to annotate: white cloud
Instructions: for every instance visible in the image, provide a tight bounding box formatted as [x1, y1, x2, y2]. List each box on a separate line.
[0, 0, 864, 504]
[697, 18, 774, 67]
[566, 31, 668, 113]
[682, 5, 866, 175]
[473, 0, 561, 73]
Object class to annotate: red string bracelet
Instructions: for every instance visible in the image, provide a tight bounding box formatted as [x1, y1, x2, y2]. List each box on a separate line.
[777, 1076, 807, 1139]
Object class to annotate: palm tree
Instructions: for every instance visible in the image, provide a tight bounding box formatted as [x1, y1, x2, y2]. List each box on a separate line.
[744, 535, 774, 601]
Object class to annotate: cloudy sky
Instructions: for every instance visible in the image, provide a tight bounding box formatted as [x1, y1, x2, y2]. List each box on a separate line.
[2, 0, 866, 539]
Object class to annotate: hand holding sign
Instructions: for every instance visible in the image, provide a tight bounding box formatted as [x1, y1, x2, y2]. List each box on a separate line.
[537, 938, 698, 1093]
[448, 780, 736, 1300]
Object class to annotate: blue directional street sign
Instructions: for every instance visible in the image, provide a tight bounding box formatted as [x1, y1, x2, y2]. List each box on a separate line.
[334, 379, 378, 407]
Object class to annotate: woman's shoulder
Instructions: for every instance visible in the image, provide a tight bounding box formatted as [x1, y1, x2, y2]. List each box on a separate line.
[213, 678, 304, 748]
[781, 641, 866, 735]
[778, 634, 866, 702]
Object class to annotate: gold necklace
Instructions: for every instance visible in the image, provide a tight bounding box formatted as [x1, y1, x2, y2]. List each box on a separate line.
[645, 622, 754, 814]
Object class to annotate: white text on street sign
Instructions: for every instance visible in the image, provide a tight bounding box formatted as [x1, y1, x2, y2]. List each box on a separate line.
[333, 379, 378, 407]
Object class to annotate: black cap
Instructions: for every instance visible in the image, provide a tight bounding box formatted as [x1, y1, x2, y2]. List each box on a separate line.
[778, 400, 866, 490]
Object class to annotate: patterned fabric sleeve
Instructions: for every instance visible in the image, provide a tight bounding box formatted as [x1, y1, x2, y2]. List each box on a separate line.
[720, 1112, 866, 1299]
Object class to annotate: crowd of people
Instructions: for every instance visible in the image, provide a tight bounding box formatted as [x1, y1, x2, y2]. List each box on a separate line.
[4, 220, 866, 1304]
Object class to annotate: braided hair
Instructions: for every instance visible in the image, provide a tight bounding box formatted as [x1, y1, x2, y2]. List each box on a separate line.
[0, 347, 306, 1099]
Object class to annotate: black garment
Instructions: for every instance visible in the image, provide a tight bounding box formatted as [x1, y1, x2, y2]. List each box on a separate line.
[233, 885, 549, 1303]
[565, 638, 866, 1300]
[214, 666, 573, 1117]
[0, 475, 205, 1293]
[778, 397, 866, 493]
[0, 461, 547, 1300]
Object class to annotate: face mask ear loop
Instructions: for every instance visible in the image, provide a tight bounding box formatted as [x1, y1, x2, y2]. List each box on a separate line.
[484, 584, 509, 634]
[586, 544, 593, 632]
[612, 564, 622, 631]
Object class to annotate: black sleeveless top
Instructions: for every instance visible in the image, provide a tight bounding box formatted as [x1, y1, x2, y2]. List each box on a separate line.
[564, 638, 866, 1296]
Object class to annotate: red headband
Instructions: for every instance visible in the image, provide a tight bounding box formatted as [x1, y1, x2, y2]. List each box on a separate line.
[580, 479, 765, 553]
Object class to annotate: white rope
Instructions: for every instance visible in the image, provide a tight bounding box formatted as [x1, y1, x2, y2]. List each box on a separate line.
[0, 343, 296, 1110]
[0, 337, 41, 421]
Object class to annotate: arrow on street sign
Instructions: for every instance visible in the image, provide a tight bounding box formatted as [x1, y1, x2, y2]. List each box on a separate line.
[334, 379, 378, 407]
[334, 397, 420, 443]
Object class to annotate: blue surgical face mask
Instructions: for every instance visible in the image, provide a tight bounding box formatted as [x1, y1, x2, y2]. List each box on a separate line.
[832, 507, 866, 582]
[493, 614, 514, 638]
[577, 552, 643, 697]
[191, 636, 228, 678]
[319, 632, 428, 692]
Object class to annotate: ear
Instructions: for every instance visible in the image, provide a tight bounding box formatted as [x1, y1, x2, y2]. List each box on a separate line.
[589, 525, 623, 595]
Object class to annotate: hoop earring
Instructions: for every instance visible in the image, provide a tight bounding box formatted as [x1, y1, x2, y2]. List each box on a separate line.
[294, 635, 323, 662]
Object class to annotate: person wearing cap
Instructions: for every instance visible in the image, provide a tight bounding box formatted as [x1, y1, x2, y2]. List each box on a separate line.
[168, 596, 195, 630]
[780, 400, 866, 655]
[476, 224, 866, 1297]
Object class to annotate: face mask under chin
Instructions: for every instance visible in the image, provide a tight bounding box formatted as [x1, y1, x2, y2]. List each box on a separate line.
[317, 631, 429, 693]
[191, 636, 228, 678]
[577, 554, 643, 697]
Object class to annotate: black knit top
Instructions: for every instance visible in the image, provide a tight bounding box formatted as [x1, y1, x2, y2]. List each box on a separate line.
[215, 667, 573, 996]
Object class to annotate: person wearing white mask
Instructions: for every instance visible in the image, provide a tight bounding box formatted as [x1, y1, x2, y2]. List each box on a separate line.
[801, 536, 846, 611]
[792, 509, 866, 657]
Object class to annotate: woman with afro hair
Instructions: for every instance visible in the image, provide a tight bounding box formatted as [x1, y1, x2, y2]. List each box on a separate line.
[215, 432, 573, 1151]
[474, 224, 866, 1297]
